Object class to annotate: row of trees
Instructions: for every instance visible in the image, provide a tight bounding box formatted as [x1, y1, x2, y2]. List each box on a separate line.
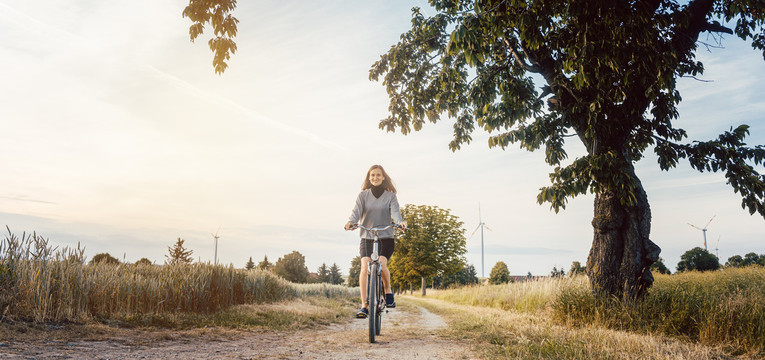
[91, 235, 765, 290]
[244, 252, 344, 285]
[90, 239, 345, 285]
[88, 238, 191, 266]
[673, 248, 765, 273]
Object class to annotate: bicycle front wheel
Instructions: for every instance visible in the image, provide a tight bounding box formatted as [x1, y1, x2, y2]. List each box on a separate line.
[368, 263, 378, 343]
[375, 273, 382, 335]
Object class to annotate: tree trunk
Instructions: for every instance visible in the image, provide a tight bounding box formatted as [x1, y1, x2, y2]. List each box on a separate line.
[409, 282, 413, 295]
[421, 276, 427, 296]
[586, 164, 661, 300]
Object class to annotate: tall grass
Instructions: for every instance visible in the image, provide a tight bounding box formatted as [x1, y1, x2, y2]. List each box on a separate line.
[429, 269, 765, 355]
[429, 276, 589, 313]
[553, 267, 765, 355]
[293, 282, 358, 299]
[1, 227, 298, 323]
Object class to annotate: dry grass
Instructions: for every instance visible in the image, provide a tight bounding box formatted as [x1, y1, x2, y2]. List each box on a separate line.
[553, 268, 765, 356]
[0, 228, 355, 326]
[416, 268, 765, 358]
[410, 296, 744, 360]
[427, 276, 588, 313]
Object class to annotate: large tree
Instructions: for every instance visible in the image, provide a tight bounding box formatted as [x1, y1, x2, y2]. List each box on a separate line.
[389, 204, 467, 295]
[370, 0, 765, 300]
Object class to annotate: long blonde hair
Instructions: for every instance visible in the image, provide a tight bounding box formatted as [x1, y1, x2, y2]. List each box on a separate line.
[361, 164, 397, 193]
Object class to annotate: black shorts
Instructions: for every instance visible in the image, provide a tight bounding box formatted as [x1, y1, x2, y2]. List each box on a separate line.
[359, 238, 395, 259]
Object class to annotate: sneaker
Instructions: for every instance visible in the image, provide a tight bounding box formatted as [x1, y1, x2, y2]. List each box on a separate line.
[356, 307, 368, 318]
[385, 294, 396, 308]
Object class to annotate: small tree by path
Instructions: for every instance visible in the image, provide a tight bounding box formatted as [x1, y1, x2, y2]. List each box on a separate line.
[245, 256, 255, 270]
[390, 204, 467, 296]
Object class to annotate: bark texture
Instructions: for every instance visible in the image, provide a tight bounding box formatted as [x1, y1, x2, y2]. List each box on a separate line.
[586, 165, 661, 300]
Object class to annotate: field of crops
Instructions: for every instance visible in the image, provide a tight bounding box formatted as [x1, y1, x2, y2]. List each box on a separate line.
[0, 228, 354, 324]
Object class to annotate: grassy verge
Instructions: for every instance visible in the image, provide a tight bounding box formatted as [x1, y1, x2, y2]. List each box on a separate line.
[408, 296, 740, 360]
[428, 275, 588, 313]
[553, 268, 765, 356]
[421, 268, 765, 358]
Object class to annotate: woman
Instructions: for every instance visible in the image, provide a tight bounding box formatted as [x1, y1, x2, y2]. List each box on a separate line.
[345, 165, 407, 318]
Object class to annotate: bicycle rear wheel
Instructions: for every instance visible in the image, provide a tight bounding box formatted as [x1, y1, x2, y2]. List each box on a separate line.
[368, 263, 379, 343]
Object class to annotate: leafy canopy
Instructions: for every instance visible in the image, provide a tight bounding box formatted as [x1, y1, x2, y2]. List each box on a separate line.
[389, 204, 467, 286]
[370, 0, 765, 215]
[677, 246, 721, 272]
[489, 261, 510, 284]
[273, 251, 310, 283]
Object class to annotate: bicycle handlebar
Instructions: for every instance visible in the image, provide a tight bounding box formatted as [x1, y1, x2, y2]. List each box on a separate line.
[346, 224, 405, 232]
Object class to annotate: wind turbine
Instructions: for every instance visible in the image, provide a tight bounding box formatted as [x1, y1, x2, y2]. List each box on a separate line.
[687, 215, 715, 251]
[212, 225, 221, 264]
[715, 236, 721, 258]
[469, 203, 492, 278]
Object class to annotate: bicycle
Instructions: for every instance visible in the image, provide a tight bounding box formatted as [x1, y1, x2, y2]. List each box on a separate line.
[347, 223, 403, 343]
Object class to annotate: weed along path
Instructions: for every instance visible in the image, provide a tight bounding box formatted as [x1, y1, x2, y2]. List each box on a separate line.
[0, 296, 477, 360]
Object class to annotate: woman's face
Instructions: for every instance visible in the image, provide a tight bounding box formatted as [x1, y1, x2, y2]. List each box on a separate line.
[369, 168, 385, 187]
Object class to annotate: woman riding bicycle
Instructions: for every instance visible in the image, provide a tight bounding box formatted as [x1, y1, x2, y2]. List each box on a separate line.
[344, 164, 407, 319]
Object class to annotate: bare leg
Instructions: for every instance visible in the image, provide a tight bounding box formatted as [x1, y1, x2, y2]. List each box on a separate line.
[359, 257, 370, 309]
[380, 256, 392, 294]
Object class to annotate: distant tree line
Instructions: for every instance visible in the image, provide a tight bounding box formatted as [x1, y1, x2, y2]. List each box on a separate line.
[88, 234, 765, 290]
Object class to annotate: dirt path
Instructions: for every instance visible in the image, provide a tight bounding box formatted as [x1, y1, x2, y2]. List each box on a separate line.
[0, 301, 477, 359]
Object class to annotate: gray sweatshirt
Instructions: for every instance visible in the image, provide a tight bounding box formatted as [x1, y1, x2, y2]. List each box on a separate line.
[348, 189, 403, 239]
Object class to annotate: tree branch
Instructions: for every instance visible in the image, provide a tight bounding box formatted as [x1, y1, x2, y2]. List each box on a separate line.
[673, 0, 731, 55]
[503, 37, 540, 73]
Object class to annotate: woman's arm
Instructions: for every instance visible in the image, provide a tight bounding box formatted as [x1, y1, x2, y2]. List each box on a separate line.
[347, 192, 365, 228]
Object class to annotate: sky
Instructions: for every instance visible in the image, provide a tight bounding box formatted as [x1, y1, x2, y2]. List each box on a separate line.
[1, 0, 763, 278]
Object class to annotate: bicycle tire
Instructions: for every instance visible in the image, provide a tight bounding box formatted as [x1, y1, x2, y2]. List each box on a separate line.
[368, 263, 378, 343]
[375, 274, 382, 335]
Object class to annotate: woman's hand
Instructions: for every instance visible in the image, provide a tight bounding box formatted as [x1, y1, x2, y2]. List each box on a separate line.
[344, 222, 354, 230]
[399, 221, 408, 230]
